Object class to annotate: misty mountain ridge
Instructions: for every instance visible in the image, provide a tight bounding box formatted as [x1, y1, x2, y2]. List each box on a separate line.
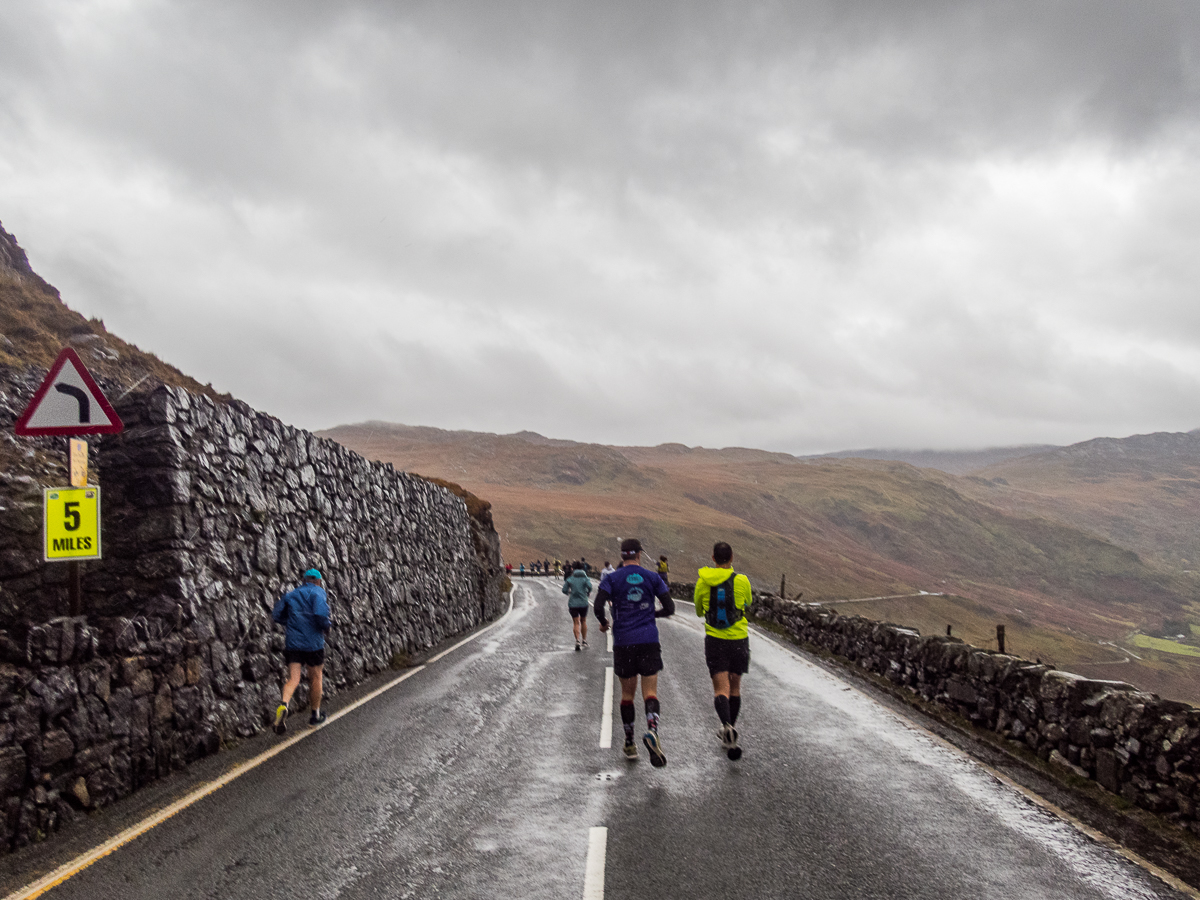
[332, 420, 1200, 482]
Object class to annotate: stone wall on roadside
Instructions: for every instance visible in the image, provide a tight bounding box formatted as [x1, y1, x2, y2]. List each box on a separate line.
[752, 594, 1200, 835]
[0, 377, 504, 851]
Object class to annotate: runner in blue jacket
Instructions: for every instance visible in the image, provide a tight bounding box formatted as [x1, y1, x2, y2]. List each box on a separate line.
[271, 568, 331, 733]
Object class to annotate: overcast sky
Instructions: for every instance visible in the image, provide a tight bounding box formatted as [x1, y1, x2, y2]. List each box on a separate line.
[3, 1, 1200, 454]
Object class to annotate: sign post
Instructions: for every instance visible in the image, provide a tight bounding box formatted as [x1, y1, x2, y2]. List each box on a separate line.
[15, 348, 124, 617]
[69, 438, 88, 487]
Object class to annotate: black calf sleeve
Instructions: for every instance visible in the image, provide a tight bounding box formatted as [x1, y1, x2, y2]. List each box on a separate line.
[714, 695, 730, 725]
[620, 702, 635, 725]
[644, 696, 660, 717]
[729, 695, 741, 725]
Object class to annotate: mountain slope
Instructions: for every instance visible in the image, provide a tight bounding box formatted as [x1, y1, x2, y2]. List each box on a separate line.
[323, 425, 1192, 617]
[962, 431, 1200, 576]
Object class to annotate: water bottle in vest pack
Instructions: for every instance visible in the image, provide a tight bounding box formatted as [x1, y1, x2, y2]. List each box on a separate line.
[706, 572, 743, 629]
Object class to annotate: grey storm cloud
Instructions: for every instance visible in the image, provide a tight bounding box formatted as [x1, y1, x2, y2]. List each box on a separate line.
[3, 1, 1200, 453]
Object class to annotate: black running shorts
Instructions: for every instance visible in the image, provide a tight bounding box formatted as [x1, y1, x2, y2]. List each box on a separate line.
[613, 642, 664, 679]
[704, 636, 750, 677]
[284, 648, 325, 667]
[569, 607, 588, 620]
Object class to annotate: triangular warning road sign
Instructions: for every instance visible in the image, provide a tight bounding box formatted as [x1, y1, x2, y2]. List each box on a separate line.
[14, 347, 124, 436]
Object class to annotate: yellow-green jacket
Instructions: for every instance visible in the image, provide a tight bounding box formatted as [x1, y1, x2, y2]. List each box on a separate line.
[694, 567, 753, 640]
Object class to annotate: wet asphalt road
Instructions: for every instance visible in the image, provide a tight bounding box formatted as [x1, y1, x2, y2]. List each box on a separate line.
[16, 579, 1192, 899]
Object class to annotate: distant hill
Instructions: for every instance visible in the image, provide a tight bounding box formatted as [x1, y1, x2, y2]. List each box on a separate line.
[322, 425, 1193, 617]
[814, 445, 1059, 475]
[962, 431, 1200, 576]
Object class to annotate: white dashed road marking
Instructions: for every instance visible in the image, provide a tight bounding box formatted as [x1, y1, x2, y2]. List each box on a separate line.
[582, 826, 607, 899]
[599, 666, 614, 748]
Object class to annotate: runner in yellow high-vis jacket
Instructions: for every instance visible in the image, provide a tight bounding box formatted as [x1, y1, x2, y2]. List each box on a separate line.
[694, 542, 753, 759]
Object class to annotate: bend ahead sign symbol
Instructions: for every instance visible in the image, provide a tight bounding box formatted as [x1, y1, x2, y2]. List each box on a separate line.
[55, 383, 91, 423]
[14, 347, 124, 436]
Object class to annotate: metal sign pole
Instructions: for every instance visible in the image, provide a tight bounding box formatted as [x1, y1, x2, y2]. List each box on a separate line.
[68, 560, 82, 616]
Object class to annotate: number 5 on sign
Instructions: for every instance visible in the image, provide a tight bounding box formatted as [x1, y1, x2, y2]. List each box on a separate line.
[44, 487, 101, 561]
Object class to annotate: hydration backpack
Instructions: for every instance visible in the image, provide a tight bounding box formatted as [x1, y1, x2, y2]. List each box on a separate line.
[705, 572, 743, 629]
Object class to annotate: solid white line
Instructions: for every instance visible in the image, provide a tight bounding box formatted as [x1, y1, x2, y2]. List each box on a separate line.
[3, 592, 517, 900]
[599, 667, 614, 748]
[606, 630, 613, 653]
[582, 826, 607, 900]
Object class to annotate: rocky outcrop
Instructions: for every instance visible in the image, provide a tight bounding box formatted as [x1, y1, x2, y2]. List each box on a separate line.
[0, 222, 35, 279]
[0, 222, 58, 297]
[752, 594, 1200, 834]
[0, 375, 503, 851]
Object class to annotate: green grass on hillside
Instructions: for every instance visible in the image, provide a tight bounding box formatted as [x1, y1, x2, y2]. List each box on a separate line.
[1130, 634, 1200, 657]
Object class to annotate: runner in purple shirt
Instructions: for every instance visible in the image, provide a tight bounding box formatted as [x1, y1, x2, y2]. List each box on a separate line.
[595, 538, 674, 766]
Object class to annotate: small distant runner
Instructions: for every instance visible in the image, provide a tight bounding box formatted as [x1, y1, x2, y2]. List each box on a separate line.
[600, 560, 615, 578]
[562, 562, 593, 650]
[694, 542, 753, 760]
[272, 568, 332, 733]
[656, 555, 670, 584]
[595, 539, 674, 766]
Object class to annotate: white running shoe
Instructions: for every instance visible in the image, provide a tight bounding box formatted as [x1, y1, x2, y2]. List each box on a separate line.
[726, 726, 742, 760]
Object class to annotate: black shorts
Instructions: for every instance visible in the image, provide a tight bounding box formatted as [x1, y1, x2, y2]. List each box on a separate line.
[613, 642, 663, 679]
[704, 636, 750, 677]
[284, 648, 325, 667]
[569, 607, 589, 620]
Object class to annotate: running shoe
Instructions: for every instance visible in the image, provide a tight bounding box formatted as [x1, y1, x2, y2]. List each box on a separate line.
[623, 740, 638, 760]
[309, 709, 327, 727]
[581, 640, 588, 648]
[727, 726, 742, 761]
[718, 724, 734, 748]
[575, 642, 582, 652]
[273, 704, 288, 735]
[643, 729, 667, 768]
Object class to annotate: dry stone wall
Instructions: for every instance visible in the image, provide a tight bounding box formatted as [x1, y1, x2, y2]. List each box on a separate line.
[752, 594, 1200, 834]
[0, 378, 503, 851]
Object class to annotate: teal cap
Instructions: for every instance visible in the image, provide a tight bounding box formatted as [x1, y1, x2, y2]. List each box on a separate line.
[303, 568, 323, 579]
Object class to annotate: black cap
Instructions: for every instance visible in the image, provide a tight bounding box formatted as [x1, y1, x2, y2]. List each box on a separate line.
[620, 538, 642, 559]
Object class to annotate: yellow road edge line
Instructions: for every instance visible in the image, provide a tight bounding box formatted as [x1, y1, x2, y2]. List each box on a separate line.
[747, 621, 1200, 900]
[4, 592, 516, 900]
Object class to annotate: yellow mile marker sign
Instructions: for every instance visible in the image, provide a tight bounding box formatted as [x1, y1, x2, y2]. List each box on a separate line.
[44, 487, 101, 561]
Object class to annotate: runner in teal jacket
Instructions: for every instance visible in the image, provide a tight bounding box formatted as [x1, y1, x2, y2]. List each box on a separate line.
[562, 564, 593, 651]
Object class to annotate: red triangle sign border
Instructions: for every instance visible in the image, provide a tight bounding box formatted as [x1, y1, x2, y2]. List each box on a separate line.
[13, 347, 125, 436]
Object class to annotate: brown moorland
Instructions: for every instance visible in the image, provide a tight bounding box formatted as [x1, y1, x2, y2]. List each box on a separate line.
[322, 421, 1200, 703]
